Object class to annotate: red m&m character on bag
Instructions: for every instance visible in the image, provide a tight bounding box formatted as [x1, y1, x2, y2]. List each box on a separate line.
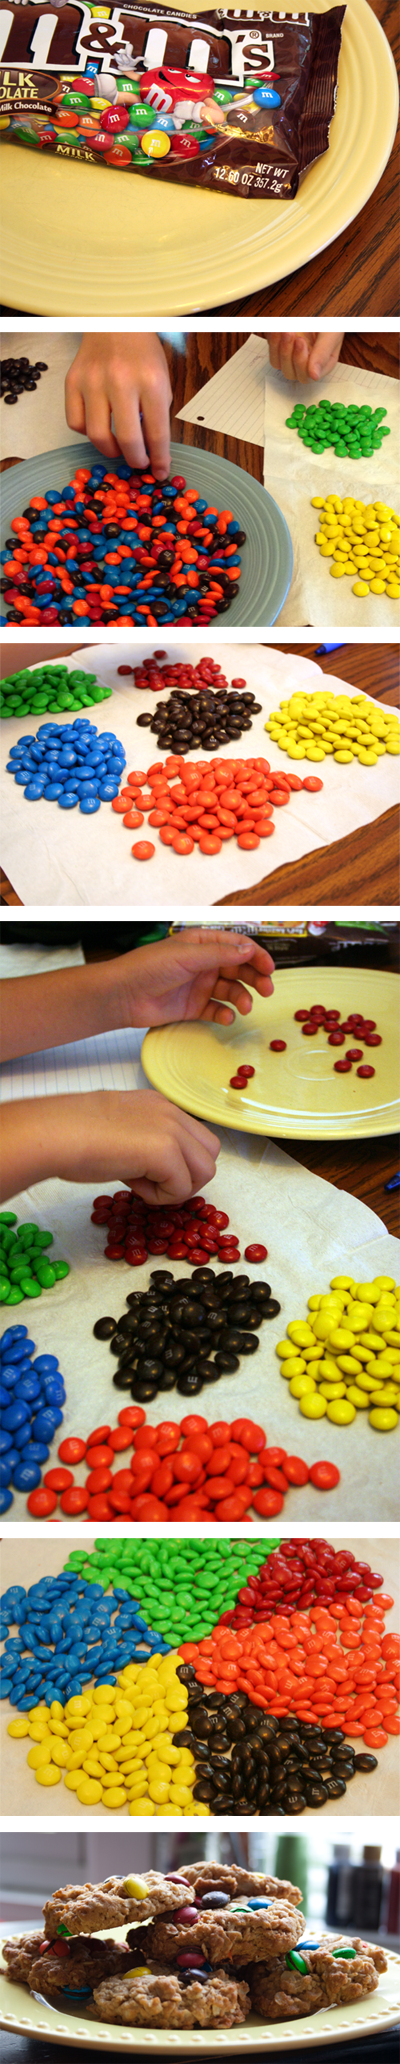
[140, 67, 211, 112]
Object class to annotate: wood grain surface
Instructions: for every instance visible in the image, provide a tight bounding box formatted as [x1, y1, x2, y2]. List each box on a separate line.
[203, 0, 400, 318]
[1, 331, 398, 492]
[165, 331, 400, 483]
[270, 1130, 400, 1236]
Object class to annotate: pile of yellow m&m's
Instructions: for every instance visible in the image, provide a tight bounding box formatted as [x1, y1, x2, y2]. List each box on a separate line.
[311, 496, 400, 599]
[7, 1656, 208, 1816]
[277, 1276, 400, 1432]
[264, 690, 400, 764]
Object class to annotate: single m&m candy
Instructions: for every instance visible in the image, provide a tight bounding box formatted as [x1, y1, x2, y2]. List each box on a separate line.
[128, 104, 154, 127]
[170, 134, 200, 157]
[105, 146, 133, 166]
[89, 132, 111, 153]
[103, 106, 130, 132]
[140, 129, 171, 157]
[253, 84, 281, 106]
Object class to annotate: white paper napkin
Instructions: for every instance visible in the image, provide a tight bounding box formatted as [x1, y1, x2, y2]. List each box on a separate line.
[1, 643, 399, 907]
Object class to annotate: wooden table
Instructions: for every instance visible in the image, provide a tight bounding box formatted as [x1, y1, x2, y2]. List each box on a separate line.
[218, 640, 400, 909]
[203, 0, 400, 319]
[1, 328, 398, 499]
[165, 331, 400, 483]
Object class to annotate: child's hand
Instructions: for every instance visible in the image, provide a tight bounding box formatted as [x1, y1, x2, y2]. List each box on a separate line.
[2, 1091, 220, 1209]
[116, 929, 274, 1029]
[267, 333, 344, 382]
[65, 334, 172, 479]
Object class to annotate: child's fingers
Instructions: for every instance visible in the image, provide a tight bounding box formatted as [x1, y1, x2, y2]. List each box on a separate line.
[129, 1120, 220, 1205]
[272, 334, 311, 381]
[140, 389, 171, 481]
[171, 931, 274, 977]
[292, 334, 315, 380]
[64, 373, 87, 436]
[110, 385, 151, 472]
[79, 386, 121, 461]
[174, 1106, 221, 1161]
[308, 333, 343, 379]
[201, 973, 272, 1021]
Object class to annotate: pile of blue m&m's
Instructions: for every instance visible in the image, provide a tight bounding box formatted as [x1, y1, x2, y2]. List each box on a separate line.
[0, 1326, 66, 1512]
[0, 1572, 173, 1705]
[6, 719, 126, 810]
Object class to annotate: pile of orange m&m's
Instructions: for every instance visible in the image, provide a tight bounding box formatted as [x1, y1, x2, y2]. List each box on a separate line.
[112, 754, 322, 862]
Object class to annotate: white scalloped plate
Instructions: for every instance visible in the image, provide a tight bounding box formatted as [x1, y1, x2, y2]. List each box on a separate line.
[0, 0, 398, 313]
[1, 1935, 400, 2052]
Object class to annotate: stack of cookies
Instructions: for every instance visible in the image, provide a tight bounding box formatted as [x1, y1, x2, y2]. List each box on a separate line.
[3, 1862, 387, 2030]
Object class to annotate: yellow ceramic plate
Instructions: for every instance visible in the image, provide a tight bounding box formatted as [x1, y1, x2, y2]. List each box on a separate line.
[1, 1934, 400, 2053]
[1, 0, 398, 313]
[142, 968, 400, 1140]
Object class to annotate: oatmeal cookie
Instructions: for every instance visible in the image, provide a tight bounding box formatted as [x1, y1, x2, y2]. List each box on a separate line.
[43, 1872, 181, 1940]
[249, 1937, 388, 2020]
[28, 1937, 138, 1997]
[184, 1863, 302, 1905]
[87, 1966, 251, 2028]
[2, 1934, 44, 1984]
[150, 1897, 305, 1969]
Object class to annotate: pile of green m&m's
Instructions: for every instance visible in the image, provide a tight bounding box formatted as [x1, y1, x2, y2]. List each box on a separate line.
[286, 401, 391, 459]
[0, 666, 112, 718]
[63, 1538, 278, 1646]
[0, 1213, 70, 1303]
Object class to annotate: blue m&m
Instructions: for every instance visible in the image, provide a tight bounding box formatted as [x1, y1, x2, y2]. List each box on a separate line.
[253, 85, 281, 107]
[6, 720, 126, 813]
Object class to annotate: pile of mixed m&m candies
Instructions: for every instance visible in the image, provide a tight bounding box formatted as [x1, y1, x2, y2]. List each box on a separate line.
[2, 1537, 398, 1815]
[265, 687, 400, 762]
[277, 1272, 400, 1433]
[286, 400, 391, 459]
[0, 664, 111, 717]
[0, 1213, 70, 1305]
[6, 719, 126, 811]
[0, 1326, 67, 1513]
[0, 462, 244, 627]
[11, 68, 282, 174]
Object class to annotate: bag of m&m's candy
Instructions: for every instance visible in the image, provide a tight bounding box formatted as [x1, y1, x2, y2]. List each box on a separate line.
[0, 4, 345, 197]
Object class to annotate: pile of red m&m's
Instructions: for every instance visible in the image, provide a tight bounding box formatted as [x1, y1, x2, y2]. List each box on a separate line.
[24, 1410, 340, 1523]
[90, 1189, 259, 1265]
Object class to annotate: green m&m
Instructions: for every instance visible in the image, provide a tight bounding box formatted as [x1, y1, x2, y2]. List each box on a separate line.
[286, 400, 390, 461]
[0, 1214, 70, 1304]
[0, 665, 112, 719]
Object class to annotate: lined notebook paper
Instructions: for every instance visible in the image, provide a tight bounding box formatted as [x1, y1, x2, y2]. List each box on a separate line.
[176, 335, 269, 445]
[0, 1027, 144, 1103]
